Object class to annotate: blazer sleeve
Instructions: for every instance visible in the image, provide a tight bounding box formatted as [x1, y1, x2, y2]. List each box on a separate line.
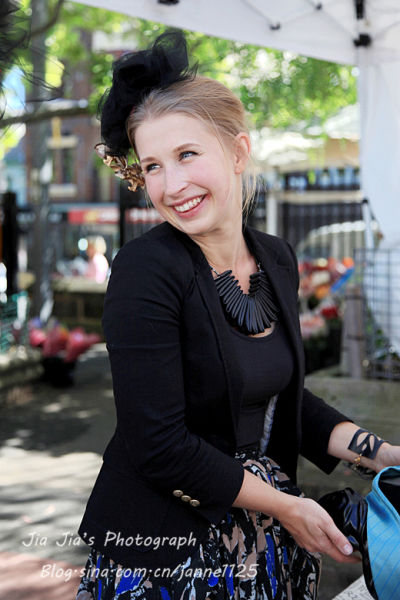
[102, 237, 245, 526]
[284, 240, 353, 473]
[300, 387, 353, 473]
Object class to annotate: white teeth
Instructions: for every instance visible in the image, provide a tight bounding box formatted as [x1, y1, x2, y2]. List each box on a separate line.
[174, 196, 204, 213]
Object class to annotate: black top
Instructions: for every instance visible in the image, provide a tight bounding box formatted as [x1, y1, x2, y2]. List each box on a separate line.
[227, 320, 294, 448]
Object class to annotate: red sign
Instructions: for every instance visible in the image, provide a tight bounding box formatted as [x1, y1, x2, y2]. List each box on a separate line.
[68, 207, 163, 225]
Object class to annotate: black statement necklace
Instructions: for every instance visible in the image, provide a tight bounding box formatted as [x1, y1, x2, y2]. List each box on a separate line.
[209, 260, 280, 335]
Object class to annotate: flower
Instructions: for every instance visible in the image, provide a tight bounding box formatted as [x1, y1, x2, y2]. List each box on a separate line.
[28, 319, 100, 363]
[321, 305, 340, 320]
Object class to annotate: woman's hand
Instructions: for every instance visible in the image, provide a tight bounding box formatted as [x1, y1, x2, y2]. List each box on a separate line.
[372, 442, 400, 473]
[276, 495, 361, 564]
[233, 469, 359, 563]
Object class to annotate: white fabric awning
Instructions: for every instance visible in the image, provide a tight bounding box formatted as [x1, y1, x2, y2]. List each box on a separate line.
[75, 0, 400, 66]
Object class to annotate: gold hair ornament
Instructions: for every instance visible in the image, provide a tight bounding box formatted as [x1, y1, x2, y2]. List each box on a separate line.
[94, 143, 145, 192]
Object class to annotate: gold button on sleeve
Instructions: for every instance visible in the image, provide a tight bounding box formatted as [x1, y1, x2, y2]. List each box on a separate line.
[189, 499, 200, 507]
[173, 490, 183, 497]
[181, 494, 191, 502]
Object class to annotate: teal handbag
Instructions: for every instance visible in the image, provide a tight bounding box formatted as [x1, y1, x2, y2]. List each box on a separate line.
[318, 465, 400, 600]
[365, 466, 400, 600]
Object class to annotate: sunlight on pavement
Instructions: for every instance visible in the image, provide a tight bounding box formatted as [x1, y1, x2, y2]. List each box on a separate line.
[0, 551, 82, 600]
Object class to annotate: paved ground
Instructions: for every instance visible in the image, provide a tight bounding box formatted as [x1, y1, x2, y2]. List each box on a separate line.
[0, 345, 399, 599]
[0, 345, 114, 599]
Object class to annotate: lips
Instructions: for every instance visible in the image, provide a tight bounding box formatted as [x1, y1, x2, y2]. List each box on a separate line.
[172, 195, 205, 213]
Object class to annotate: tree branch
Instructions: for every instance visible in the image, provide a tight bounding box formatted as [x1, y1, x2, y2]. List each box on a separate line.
[0, 103, 90, 128]
[30, 0, 65, 39]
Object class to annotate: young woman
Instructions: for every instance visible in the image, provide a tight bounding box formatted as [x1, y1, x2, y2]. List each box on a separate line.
[75, 31, 400, 600]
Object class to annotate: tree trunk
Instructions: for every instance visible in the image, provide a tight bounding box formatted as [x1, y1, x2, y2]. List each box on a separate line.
[29, 0, 53, 321]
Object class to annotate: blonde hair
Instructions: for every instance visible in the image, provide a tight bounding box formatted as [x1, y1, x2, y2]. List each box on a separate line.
[126, 76, 256, 220]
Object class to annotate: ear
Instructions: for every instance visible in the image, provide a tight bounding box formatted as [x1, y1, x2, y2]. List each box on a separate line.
[233, 132, 251, 174]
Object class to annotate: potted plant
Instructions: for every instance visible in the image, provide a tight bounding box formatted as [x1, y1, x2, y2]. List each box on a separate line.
[29, 318, 101, 387]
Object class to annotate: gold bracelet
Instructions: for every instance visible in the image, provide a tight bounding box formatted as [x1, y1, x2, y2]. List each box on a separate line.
[351, 453, 362, 470]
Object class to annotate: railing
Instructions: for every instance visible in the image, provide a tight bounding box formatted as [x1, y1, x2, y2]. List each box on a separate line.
[354, 248, 400, 380]
[0, 292, 30, 354]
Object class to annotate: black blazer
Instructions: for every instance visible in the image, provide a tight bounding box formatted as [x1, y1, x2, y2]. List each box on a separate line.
[78, 222, 349, 571]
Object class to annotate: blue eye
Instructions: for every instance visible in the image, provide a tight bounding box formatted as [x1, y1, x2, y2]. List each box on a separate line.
[180, 150, 196, 160]
[145, 163, 159, 173]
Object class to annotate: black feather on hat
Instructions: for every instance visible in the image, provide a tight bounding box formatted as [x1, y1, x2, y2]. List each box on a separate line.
[98, 30, 196, 157]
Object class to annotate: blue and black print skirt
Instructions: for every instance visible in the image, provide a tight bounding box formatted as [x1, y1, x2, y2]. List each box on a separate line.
[75, 444, 321, 600]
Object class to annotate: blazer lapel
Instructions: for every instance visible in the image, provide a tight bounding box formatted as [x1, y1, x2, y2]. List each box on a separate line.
[244, 227, 305, 376]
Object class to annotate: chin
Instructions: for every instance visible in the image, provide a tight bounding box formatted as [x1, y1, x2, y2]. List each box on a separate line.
[186, 219, 221, 236]
[164, 214, 210, 237]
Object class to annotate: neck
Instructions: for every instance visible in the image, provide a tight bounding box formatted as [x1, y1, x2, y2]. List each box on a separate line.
[188, 222, 252, 274]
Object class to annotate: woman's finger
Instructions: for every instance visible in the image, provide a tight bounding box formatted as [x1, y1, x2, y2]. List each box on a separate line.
[324, 520, 353, 557]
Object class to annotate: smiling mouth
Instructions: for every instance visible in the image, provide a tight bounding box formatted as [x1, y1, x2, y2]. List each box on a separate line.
[173, 195, 205, 213]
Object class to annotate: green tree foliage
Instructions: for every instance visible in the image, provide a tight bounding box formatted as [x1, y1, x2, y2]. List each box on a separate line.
[134, 22, 357, 130]
[6, 1, 357, 131]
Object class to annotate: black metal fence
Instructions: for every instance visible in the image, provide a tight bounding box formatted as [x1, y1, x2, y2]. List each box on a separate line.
[279, 201, 364, 253]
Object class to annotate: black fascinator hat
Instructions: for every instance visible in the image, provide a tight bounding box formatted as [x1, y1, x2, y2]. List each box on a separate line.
[99, 30, 195, 157]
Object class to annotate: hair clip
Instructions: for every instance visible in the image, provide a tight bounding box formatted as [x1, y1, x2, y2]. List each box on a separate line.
[94, 143, 145, 192]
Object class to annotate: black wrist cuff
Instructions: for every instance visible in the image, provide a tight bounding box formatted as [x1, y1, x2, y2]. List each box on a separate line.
[348, 428, 386, 460]
[347, 428, 387, 479]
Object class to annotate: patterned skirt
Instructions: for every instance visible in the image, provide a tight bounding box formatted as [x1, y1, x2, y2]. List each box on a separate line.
[75, 444, 321, 600]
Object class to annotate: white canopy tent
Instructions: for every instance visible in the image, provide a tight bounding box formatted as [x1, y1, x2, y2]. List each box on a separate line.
[73, 0, 400, 248]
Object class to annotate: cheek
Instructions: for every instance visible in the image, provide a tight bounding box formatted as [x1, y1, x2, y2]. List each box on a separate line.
[144, 176, 162, 205]
[190, 162, 220, 190]
[200, 156, 231, 187]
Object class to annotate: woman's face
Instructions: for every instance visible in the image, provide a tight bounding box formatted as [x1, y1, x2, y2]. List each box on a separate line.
[134, 113, 248, 239]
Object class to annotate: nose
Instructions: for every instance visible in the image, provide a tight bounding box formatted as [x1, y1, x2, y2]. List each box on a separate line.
[163, 163, 188, 198]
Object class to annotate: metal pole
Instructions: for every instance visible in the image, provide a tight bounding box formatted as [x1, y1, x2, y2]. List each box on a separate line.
[361, 197, 374, 250]
[266, 169, 279, 236]
[2, 191, 19, 297]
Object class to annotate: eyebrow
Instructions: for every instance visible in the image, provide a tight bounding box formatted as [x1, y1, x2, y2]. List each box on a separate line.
[140, 142, 202, 164]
